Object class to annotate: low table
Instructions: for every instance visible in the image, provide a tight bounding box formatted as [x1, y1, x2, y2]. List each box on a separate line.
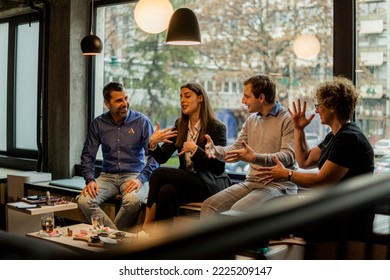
[26, 223, 135, 254]
[6, 201, 78, 235]
[24, 181, 123, 221]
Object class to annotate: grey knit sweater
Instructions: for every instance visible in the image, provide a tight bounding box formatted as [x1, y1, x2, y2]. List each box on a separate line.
[215, 105, 297, 185]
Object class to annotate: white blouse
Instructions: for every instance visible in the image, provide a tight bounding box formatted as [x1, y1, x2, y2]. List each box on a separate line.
[185, 120, 201, 172]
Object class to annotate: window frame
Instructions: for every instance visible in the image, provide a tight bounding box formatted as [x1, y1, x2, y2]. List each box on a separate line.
[0, 13, 40, 168]
[90, 0, 355, 177]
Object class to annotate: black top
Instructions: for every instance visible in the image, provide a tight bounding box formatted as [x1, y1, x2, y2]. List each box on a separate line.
[305, 122, 376, 242]
[318, 122, 374, 180]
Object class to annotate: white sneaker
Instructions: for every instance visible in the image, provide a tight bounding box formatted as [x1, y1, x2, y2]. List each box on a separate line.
[137, 230, 150, 239]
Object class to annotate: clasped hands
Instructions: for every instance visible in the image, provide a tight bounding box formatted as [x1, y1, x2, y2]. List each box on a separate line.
[204, 134, 288, 185]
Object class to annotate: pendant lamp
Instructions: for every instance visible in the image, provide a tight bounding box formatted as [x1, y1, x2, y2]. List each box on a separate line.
[166, 8, 201, 46]
[81, 0, 103, 55]
[292, 35, 320, 60]
[134, 0, 174, 34]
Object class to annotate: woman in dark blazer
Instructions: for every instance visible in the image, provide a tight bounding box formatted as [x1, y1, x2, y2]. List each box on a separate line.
[139, 82, 231, 236]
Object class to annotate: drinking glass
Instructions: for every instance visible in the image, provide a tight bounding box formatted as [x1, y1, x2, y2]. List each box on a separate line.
[41, 215, 55, 233]
[91, 213, 104, 230]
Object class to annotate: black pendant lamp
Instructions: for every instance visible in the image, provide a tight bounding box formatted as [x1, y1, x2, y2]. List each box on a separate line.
[166, 8, 201, 46]
[81, 0, 103, 55]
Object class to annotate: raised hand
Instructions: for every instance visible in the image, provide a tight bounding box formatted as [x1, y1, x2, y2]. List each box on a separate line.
[287, 99, 315, 130]
[205, 134, 216, 159]
[149, 122, 178, 148]
[225, 141, 255, 163]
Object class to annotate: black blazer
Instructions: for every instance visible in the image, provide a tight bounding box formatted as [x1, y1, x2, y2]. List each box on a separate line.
[150, 119, 231, 194]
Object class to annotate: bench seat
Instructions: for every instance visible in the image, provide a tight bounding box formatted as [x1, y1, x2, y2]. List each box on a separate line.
[24, 178, 122, 224]
[24, 177, 123, 205]
[179, 202, 203, 212]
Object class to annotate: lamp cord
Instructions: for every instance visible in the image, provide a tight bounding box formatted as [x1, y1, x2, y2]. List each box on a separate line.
[90, 0, 94, 35]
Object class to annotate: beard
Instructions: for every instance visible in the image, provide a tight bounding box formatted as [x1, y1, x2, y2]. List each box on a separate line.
[115, 104, 129, 118]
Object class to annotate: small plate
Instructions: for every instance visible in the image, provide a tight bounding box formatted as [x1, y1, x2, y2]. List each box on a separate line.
[38, 230, 63, 237]
[90, 227, 114, 235]
[113, 231, 126, 238]
[99, 236, 117, 244]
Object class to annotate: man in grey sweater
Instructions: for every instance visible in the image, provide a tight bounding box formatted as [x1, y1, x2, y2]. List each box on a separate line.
[201, 74, 297, 218]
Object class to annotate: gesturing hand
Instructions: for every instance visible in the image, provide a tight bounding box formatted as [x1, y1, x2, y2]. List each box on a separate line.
[149, 122, 178, 148]
[178, 137, 197, 156]
[288, 99, 315, 130]
[225, 141, 255, 163]
[255, 156, 288, 185]
[205, 134, 216, 159]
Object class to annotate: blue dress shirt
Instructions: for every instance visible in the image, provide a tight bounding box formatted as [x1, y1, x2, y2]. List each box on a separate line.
[81, 110, 159, 184]
[257, 101, 281, 118]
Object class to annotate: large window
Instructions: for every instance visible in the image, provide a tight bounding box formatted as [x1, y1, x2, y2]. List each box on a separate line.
[0, 23, 8, 151]
[0, 15, 39, 160]
[94, 0, 334, 172]
[15, 22, 39, 150]
[356, 0, 389, 147]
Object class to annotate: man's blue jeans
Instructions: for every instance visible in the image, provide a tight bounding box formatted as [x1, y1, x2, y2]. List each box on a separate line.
[77, 172, 148, 231]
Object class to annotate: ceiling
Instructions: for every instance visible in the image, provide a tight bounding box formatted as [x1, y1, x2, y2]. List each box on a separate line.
[0, 0, 30, 9]
[0, 0, 41, 17]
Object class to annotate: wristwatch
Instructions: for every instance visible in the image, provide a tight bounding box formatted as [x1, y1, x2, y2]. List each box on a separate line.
[287, 170, 293, 181]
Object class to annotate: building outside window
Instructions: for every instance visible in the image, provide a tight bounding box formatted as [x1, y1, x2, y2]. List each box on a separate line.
[356, 0, 390, 156]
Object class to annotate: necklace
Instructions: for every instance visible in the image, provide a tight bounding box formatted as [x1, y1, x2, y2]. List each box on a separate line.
[189, 130, 198, 141]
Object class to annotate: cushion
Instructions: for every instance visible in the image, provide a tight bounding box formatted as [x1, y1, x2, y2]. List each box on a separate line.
[49, 177, 85, 190]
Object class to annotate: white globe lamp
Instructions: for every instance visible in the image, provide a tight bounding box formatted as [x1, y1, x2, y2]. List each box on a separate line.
[134, 0, 174, 34]
[292, 35, 321, 60]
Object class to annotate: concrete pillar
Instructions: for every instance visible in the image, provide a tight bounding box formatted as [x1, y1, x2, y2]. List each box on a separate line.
[46, 0, 88, 178]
